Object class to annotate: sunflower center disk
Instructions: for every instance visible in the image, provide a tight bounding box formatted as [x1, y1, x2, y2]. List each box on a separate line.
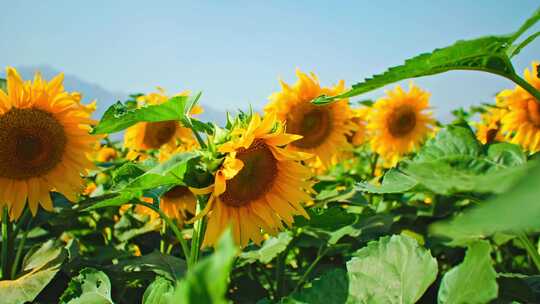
[287, 107, 332, 149]
[164, 185, 191, 199]
[142, 121, 177, 149]
[527, 99, 540, 127]
[0, 108, 67, 179]
[388, 105, 417, 137]
[220, 140, 278, 207]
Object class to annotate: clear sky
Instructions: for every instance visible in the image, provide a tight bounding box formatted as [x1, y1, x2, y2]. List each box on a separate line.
[1, 1, 539, 119]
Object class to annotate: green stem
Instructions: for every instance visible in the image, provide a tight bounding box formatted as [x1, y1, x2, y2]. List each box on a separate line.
[134, 201, 191, 264]
[1, 207, 10, 280]
[160, 221, 167, 254]
[11, 217, 33, 278]
[518, 232, 540, 273]
[508, 73, 540, 103]
[11, 208, 31, 244]
[293, 246, 328, 293]
[189, 196, 208, 268]
[370, 154, 379, 178]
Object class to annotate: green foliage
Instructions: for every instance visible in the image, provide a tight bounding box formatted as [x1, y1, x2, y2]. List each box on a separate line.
[346, 235, 438, 304]
[60, 268, 113, 304]
[0, 241, 66, 304]
[437, 241, 498, 304]
[280, 269, 349, 304]
[430, 160, 540, 242]
[239, 232, 293, 265]
[360, 126, 528, 195]
[92, 93, 202, 134]
[142, 277, 175, 304]
[313, 8, 540, 104]
[170, 230, 237, 304]
[0, 78, 6, 92]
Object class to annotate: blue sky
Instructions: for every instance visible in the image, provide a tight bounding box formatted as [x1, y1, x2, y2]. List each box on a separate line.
[1, 1, 539, 119]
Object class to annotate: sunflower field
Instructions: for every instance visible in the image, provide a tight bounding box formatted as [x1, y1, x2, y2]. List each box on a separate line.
[1, 7, 540, 304]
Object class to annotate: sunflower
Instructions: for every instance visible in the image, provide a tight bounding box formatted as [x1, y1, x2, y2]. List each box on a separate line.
[159, 185, 197, 224]
[200, 113, 314, 247]
[124, 88, 202, 154]
[348, 107, 370, 146]
[475, 107, 507, 145]
[0, 67, 98, 220]
[367, 83, 435, 167]
[96, 146, 118, 162]
[265, 70, 354, 168]
[499, 62, 540, 152]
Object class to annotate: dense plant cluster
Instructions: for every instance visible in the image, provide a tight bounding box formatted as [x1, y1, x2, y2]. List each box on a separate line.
[0, 7, 540, 304]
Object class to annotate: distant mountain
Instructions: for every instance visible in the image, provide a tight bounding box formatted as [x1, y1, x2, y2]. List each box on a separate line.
[5, 65, 227, 125]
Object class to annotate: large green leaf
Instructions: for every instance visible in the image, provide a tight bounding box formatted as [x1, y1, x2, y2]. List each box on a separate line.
[430, 161, 540, 242]
[239, 232, 293, 266]
[170, 230, 237, 304]
[109, 251, 186, 282]
[313, 8, 540, 104]
[346, 235, 438, 304]
[86, 152, 197, 210]
[357, 169, 418, 194]
[92, 93, 201, 134]
[0, 241, 66, 304]
[280, 269, 349, 304]
[437, 241, 498, 304]
[60, 268, 113, 304]
[142, 277, 175, 304]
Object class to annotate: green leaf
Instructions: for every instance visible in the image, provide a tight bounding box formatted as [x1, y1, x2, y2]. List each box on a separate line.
[86, 153, 197, 210]
[486, 142, 527, 167]
[0, 241, 66, 304]
[313, 8, 540, 104]
[60, 268, 113, 304]
[360, 126, 528, 195]
[346, 235, 438, 304]
[497, 273, 540, 303]
[239, 232, 293, 265]
[171, 229, 237, 304]
[430, 161, 540, 242]
[437, 241, 498, 304]
[357, 169, 417, 194]
[414, 125, 482, 163]
[0, 78, 6, 92]
[110, 251, 186, 282]
[284, 269, 349, 304]
[93, 93, 201, 134]
[142, 276, 175, 304]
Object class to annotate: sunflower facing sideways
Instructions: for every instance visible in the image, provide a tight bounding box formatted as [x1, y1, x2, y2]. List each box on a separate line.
[367, 83, 435, 167]
[475, 107, 507, 145]
[499, 62, 540, 153]
[0, 67, 98, 220]
[124, 88, 202, 156]
[265, 70, 355, 169]
[199, 113, 314, 247]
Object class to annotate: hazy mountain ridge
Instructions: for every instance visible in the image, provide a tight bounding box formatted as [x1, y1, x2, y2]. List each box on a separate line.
[5, 65, 227, 125]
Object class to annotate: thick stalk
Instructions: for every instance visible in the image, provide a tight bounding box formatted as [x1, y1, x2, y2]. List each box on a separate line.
[518, 232, 540, 273]
[11, 217, 33, 278]
[1, 207, 10, 280]
[508, 73, 540, 103]
[189, 196, 208, 268]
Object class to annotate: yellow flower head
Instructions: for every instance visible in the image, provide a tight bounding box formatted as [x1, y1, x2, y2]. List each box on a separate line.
[265, 70, 355, 169]
[475, 107, 507, 145]
[201, 113, 314, 247]
[159, 185, 197, 224]
[348, 107, 370, 146]
[499, 62, 540, 152]
[124, 87, 202, 153]
[0, 67, 98, 220]
[96, 146, 118, 162]
[367, 83, 435, 167]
